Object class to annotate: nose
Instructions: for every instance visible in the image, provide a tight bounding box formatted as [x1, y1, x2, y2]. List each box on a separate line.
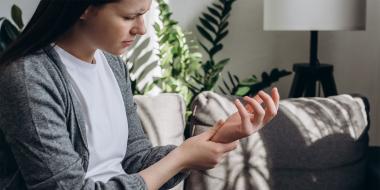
[131, 16, 146, 36]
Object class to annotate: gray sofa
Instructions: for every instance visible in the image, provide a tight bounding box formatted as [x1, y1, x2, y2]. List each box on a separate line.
[134, 92, 378, 190]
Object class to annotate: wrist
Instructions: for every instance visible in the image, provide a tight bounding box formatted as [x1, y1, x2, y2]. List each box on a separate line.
[170, 146, 188, 170]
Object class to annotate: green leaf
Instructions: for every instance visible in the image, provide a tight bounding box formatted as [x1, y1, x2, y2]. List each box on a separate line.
[153, 23, 161, 32]
[212, 3, 224, 12]
[11, 5, 24, 29]
[217, 58, 230, 66]
[160, 32, 171, 44]
[199, 18, 216, 34]
[202, 13, 219, 26]
[240, 76, 258, 85]
[208, 74, 220, 90]
[223, 7, 232, 17]
[214, 58, 229, 71]
[236, 87, 250, 96]
[219, 21, 229, 33]
[222, 13, 231, 22]
[202, 60, 212, 73]
[207, 7, 221, 18]
[196, 25, 214, 43]
[209, 44, 223, 57]
[3, 19, 20, 41]
[0, 21, 9, 42]
[215, 30, 229, 44]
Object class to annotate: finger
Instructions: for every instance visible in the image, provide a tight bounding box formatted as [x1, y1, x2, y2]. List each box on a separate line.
[243, 96, 265, 126]
[245, 95, 263, 113]
[254, 95, 263, 104]
[272, 87, 280, 111]
[258, 91, 277, 122]
[234, 99, 250, 122]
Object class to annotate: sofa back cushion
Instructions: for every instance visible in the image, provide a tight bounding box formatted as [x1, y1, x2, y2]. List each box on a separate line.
[186, 92, 369, 190]
[134, 93, 186, 146]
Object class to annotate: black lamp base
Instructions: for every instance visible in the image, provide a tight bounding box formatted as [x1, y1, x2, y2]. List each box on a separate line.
[288, 63, 338, 98]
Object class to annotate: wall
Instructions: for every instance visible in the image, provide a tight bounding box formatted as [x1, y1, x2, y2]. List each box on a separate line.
[169, 0, 380, 145]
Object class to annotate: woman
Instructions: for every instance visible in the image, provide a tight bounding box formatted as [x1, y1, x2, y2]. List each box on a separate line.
[0, 0, 280, 189]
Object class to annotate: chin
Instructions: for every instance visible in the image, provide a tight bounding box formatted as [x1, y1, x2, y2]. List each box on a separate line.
[104, 48, 126, 56]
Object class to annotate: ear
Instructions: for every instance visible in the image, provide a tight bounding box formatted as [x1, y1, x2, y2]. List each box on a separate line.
[80, 8, 90, 20]
[80, 6, 97, 20]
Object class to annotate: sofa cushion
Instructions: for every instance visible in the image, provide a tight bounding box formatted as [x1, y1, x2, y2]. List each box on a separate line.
[134, 93, 186, 146]
[186, 92, 369, 190]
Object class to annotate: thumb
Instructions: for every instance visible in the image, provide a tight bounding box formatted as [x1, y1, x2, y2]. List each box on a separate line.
[198, 120, 224, 140]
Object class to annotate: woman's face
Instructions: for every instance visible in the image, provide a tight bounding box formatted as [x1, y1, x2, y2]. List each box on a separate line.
[81, 0, 151, 55]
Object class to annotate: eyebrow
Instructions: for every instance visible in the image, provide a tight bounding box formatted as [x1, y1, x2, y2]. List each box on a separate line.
[125, 8, 149, 16]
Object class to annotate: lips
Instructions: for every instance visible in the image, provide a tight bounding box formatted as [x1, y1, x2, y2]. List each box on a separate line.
[122, 40, 134, 48]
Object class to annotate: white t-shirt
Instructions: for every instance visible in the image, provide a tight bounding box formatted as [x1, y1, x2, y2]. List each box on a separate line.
[54, 46, 129, 182]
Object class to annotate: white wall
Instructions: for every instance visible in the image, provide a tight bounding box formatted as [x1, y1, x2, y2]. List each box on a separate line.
[169, 0, 380, 145]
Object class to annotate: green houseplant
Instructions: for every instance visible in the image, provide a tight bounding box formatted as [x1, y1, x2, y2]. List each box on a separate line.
[127, 0, 241, 105]
[126, 0, 290, 109]
[0, 5, 24, 53]
[152, 0, 203, 107]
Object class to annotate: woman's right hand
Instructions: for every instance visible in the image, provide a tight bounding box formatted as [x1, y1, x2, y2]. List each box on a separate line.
[175, 123, 238, 170]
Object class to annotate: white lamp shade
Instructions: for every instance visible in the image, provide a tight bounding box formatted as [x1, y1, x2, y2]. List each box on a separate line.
[264, 0, 366, 31]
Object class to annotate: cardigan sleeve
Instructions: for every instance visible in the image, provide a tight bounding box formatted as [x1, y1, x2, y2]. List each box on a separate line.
[116, 57, 190, 190]
[0, 57, 151, 190]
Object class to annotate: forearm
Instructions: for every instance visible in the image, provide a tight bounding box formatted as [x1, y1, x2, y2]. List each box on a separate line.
[138, 147, 185, 190]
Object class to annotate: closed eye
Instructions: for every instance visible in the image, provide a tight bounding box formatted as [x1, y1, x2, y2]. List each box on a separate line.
[124, 16, 136, 20]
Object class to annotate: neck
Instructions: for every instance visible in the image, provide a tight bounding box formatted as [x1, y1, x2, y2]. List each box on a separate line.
[55, 27, 96, 64]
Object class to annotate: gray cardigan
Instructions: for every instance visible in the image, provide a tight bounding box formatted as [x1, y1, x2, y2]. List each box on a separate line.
[0, 46, 187, 190]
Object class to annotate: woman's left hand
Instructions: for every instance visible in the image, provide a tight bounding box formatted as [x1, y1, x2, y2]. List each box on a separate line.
[210, 87, 280, 143]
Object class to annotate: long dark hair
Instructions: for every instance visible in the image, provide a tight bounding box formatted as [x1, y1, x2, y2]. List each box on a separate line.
[0, 0, 117, 65]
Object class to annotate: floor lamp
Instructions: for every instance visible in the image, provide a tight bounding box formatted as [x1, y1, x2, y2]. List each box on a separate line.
[264, 0, 366, 98]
